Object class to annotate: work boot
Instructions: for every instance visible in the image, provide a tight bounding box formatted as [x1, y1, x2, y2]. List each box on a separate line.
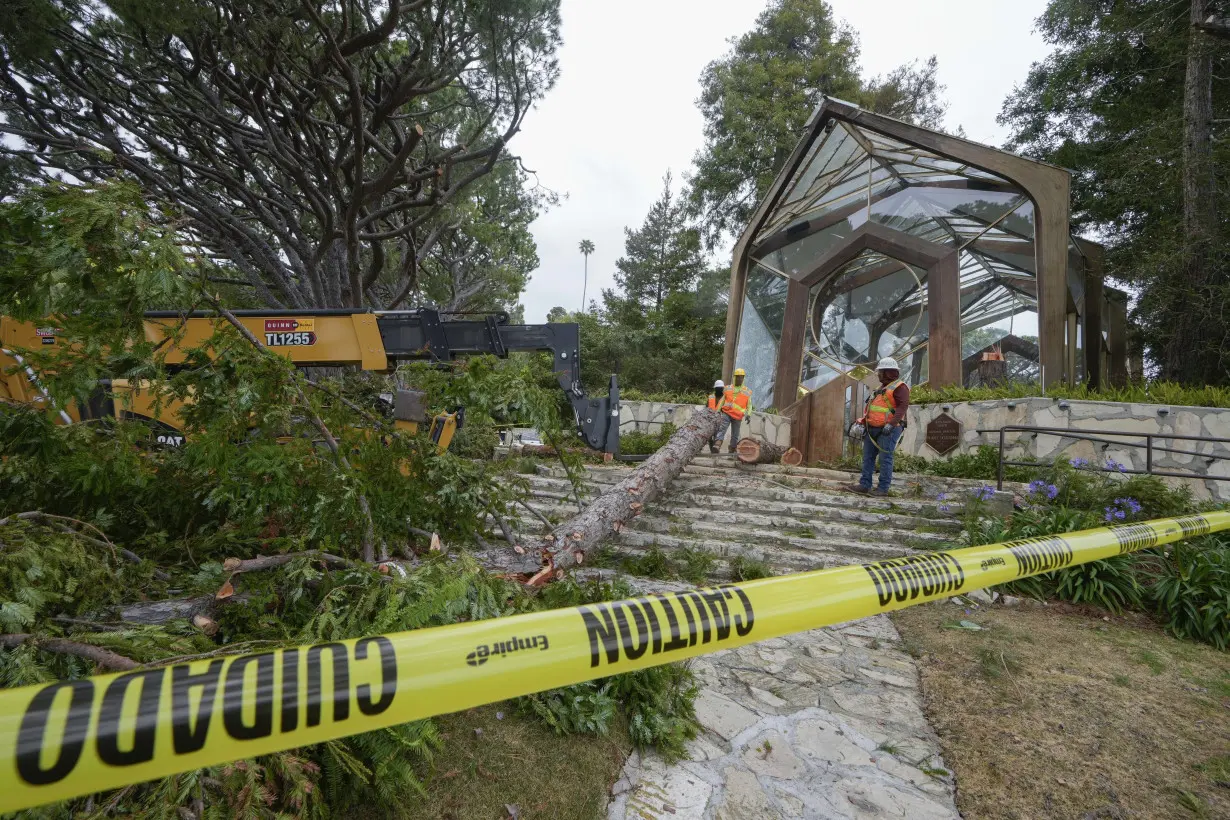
[708, 442, 718, 454]
[847, 484, 869, 494]
[872, 488, 890, 497]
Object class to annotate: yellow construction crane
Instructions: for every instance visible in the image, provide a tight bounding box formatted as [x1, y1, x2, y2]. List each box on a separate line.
[1, 308, 620, 455]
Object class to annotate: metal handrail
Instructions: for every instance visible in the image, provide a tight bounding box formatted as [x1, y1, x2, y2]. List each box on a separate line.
[978, 424, 1230, 491]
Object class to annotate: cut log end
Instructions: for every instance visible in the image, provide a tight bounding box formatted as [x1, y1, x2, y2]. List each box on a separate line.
[782, 447, 804, 467]
[735, 437, 793, 465]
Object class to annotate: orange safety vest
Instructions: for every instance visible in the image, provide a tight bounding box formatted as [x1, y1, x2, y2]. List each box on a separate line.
[722, 386, 752, 421]
[707, 394, 721, 411]
[863, 380, 904, 428]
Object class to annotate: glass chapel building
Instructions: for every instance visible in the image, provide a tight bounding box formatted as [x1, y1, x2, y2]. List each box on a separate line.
[723, 97, 1132, 429]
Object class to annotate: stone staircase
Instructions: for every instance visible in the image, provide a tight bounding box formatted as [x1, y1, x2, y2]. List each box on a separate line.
[505, 454, 1019, 578]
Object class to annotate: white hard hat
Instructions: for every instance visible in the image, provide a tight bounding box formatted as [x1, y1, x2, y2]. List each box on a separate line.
[714, 379, 725, 388]
[876, 357, 900, 371]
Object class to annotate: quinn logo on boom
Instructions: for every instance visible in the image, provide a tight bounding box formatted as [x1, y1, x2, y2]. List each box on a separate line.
[263, 318, 316, 347]
[466, 634, 548, 667]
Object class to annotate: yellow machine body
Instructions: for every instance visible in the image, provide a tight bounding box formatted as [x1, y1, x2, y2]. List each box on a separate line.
[1, 315, 456, 453]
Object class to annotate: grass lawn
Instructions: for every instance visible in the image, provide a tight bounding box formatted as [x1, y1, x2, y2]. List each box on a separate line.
[351, 704, 630, 820]
[893, 601, 1229, 820]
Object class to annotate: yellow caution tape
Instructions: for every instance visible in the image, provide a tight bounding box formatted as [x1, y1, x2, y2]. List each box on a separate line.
[1, 511, 1227, 812]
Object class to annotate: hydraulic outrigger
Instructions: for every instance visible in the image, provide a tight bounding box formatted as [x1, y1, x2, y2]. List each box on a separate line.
[0, 309, 621, 455]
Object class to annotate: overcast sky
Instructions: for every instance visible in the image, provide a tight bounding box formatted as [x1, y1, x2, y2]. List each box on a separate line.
[513, 0, 1054, 323]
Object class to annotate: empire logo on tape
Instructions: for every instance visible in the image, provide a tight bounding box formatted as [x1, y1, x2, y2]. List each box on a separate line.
[1, 511, 1226, 814]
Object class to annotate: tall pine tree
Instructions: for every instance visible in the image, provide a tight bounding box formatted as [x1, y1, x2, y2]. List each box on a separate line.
[610, 172, 705, 317]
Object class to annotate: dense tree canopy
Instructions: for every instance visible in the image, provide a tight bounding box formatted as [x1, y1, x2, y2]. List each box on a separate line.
[688, 0, 947, 246]
[1000, 0, 1230, 383]
[0, 0, 561, 311]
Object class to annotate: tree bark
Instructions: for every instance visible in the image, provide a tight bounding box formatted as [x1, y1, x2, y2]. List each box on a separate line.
[117, 594, 251, 625]
[735, 437, 802, 465]
[1169, 0, 1218, 382]
[514, 408, 725, 583]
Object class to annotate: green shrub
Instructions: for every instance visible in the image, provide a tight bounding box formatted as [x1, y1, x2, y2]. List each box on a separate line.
[620, 422, 678, 455]
[728, 555, 772, 581]
[1142, 536, 1230, 649]
[620, 388, 708, 405]
[1048, 554, 1143, 614]
[677, 547, 718, 584]
[980, 504, 1146, 613]
[622, 546, 676, 579]
[910, 381, 1230, 409]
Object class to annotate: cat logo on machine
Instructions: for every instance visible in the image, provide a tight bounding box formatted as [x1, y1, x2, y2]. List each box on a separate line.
[34, 327, 57, 345]
[263, 318, 316, 347]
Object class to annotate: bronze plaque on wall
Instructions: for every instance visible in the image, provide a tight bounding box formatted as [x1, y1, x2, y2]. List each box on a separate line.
[925, 412, 962, 456]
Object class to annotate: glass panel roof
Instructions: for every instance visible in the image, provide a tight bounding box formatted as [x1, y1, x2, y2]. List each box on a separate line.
[738, 99, 1102, 392]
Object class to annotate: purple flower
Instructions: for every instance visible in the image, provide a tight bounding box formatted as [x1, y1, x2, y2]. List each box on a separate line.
[939, 504, 953, 513]
[1103, 506, 1127, 523]
[1114, 497, 1142, 515]
[937, 492, 949, 502]
[971, 486, 996, 502]
[1071, 457, 1090, 469]
[1027, 480, 1059, 501]
[1104, 459, 1126, 473]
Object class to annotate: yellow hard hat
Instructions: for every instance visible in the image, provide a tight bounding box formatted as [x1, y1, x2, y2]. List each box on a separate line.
[733, 368, 746, 377]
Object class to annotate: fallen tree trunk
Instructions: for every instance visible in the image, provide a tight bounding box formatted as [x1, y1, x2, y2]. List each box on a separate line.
[734, 438, 803, 466]
[511, 408, 725, 583]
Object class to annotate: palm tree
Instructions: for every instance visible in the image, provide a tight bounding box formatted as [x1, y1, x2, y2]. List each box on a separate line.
[578, 239, 595, 312]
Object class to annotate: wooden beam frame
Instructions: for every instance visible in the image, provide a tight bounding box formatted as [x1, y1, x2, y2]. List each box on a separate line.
[1107, 293, 1129, 387]
[1081, 241, 1105, 389]
[769, 222, 962, 409]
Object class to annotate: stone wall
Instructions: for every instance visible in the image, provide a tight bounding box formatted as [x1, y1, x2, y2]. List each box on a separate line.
[899, 398, 1230, 501]
[619, 401, 793, 448]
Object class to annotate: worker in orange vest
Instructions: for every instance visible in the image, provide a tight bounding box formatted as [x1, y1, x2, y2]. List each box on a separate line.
[708, 369, 753, 453]
[849, 357, 910, 496]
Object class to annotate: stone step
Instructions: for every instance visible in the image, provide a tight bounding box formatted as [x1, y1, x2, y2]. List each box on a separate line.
[525, 472, 963, 520]
[626, 514, 940, 556]
[512, 498, 951, 551]
[517, 483, 962, 535]
[684, 455, 1028, 493]
[501, 504, 923, 566]
[538, 458, 1023, 498]
[608, 530, 892, 575]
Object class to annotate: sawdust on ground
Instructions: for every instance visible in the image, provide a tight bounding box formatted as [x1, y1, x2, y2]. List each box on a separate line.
[892, 600, 1229, 820]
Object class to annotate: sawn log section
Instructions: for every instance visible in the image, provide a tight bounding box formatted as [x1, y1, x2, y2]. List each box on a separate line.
[735, 437, 804, 466]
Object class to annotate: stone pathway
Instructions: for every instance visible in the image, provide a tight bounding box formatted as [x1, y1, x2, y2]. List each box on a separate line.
[606, 615, 958, 819]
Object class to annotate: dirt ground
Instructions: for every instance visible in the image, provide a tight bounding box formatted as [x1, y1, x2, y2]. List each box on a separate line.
[893, 601, 1229, 820]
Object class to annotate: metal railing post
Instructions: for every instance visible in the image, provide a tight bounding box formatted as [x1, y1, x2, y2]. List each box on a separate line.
[997, 428, 1005, 491]
[1146, 434, 1153, 475]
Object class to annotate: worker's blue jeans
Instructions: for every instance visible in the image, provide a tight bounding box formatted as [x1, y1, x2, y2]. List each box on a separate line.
[860, 424, 904, 492]
[711, 414, 741, 451]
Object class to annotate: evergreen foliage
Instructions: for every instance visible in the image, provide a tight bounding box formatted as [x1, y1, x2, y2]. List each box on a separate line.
[1000, 0, 1230, 383]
